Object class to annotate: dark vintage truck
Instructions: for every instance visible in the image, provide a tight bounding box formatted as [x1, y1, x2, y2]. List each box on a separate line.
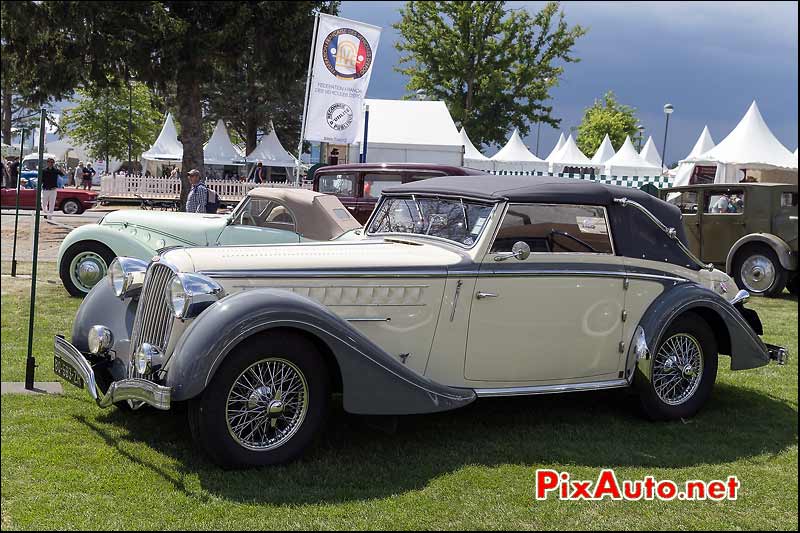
[661, 183, 798, 297]
[312, 163, 484, 223]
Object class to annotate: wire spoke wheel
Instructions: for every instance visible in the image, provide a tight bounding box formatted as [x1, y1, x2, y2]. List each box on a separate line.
[652, 333, 704, 406]
[225, 357, 309, 451]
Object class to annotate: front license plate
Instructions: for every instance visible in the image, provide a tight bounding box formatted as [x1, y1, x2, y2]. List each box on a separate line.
[54, 355, 84, 389]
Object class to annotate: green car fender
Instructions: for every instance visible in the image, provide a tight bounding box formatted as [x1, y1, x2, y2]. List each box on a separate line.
[57, 223, 163, 272]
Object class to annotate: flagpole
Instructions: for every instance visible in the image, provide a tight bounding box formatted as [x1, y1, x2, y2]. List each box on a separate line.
[296, 11, 321, 184]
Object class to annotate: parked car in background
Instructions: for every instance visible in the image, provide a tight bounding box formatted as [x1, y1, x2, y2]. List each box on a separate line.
[1, 185, 97, 215]
[53, 175, 786, 468]
[312, 163, 484, 223]
[662, 183, 798, 297]
[57, 188, 363, 296]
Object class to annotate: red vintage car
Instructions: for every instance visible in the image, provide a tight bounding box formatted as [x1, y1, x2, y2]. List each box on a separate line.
[1, 186, 98, 214]
[312, 163, 484, 223]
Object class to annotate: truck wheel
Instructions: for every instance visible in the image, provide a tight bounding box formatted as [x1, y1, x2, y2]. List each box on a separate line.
[638, 312, 718, 421]
[732, 244, 788, 297]
[61, 198, 83, 215]
[59, 241, 117, 296]
[188, 331, 330, 468]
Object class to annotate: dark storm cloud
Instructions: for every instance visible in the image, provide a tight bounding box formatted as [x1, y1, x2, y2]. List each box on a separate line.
[340, 1, 798, 162]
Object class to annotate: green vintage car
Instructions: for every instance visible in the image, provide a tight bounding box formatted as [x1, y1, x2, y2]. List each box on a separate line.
[57, 188, 363, 296]
[661, 183, 798, 297]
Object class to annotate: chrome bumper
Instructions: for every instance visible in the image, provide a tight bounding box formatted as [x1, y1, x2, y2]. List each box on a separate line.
[54, 336, 171, 410]
[766, 343, 789, 365]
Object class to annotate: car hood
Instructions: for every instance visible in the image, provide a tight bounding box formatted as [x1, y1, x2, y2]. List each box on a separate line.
[161, 239, 467, 275]
[101, 210, 229, 246]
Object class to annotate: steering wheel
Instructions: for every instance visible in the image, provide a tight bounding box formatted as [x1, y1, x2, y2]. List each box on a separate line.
[240, 212, 258, 226]
[547, 230, 599, 253]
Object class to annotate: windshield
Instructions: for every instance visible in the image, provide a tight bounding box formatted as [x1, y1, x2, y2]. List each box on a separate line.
[367, 195, 494, 247]
[22, 160, 39, 171]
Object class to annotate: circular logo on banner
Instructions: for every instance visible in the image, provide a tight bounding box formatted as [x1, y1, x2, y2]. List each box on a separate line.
[322, 28, 373, 80]
[326, 103, 354, 131]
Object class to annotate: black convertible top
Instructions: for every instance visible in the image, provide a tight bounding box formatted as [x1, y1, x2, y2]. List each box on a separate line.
[383, 175, 699, 270]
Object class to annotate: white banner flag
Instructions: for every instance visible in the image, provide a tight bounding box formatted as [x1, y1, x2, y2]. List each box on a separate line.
[303, 13, 381, 144]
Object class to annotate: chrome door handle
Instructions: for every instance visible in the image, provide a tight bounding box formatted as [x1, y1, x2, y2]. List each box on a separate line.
[476, 291, 498, 299]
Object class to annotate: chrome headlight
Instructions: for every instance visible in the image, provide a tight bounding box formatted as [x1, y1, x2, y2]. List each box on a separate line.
[166, 273, 224, 319]
[87, 325, 114, 354]
[108, 257, 148, 299]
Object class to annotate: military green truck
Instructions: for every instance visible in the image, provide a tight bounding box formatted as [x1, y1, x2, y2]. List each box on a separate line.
[661, 183, 798, 297]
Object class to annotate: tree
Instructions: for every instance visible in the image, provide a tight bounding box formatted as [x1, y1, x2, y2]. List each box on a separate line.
[205, 2, 339, 155]
[61, 82, 163, 166]
[575, 91, 639, 156]
[394, 1, 586, 148]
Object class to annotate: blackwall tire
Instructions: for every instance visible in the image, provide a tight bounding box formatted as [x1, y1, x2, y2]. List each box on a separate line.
[189, 331, 330, 468]
[638, 312, 718, 421]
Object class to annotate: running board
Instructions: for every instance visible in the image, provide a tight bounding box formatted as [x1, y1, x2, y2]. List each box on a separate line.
[473, 379, 629, 398]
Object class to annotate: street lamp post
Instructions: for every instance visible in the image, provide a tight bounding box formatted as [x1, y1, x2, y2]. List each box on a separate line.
[636, 124, 645, 151]
[661, 104, 674, 175]
[535, 121, 542, 158]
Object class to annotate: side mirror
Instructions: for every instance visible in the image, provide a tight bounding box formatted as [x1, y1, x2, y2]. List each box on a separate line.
[494, 241, 531, 262]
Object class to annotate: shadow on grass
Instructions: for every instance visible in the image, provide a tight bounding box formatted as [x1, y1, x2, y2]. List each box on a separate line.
[73, 381, 798, 506]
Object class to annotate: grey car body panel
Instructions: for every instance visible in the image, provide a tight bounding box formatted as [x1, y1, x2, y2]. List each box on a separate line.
[634, 282, 770, 372]
[164, 288, 477, 414]
[70, 278, 137, 381]
[725, 233, 797, 274]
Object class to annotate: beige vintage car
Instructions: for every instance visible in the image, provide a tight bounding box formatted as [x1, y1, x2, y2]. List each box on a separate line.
[54, 175, 786, 467]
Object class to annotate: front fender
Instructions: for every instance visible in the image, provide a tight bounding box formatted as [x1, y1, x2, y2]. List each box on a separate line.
[726, 233, 796, 274]
[632, 283, 770, 373]
[57, 223, 157, 271]
[165, 289, 476, 415]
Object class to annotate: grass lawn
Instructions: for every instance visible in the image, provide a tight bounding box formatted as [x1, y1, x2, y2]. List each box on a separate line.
[1, 261, 797, 530]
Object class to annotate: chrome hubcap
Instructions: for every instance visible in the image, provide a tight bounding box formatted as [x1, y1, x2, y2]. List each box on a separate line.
[741, 255, 775, 293]
[63, 201, 79, 214]
[70, 252, 108, 292]
[226, 358, 308, 451]
[652, 333, 703, 406]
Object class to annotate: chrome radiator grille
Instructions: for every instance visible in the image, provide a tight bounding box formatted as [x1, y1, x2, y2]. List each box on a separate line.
[129, 262, 175, 367]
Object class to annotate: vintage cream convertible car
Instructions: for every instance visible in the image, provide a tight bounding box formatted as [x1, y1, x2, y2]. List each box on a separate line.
[57, 188, 362, 295]
[53, 176, 787, 467]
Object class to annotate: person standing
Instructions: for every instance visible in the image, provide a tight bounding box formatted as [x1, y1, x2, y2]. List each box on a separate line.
[73, 161, 85, 188]
[253, 161, 266, 183]
[41, 157, 65, 220]
[8, 157, 19, 188]
[185, 169, 208, 213]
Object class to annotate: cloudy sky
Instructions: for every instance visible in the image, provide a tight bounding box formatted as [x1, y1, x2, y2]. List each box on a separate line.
[340, 1, 798, 163]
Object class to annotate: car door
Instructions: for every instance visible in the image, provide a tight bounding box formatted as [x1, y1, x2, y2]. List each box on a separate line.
[700, 187, 747, 264]
[665, 189, 701, 256]
[315, 171, 360, 219]
[464, 203, 626, 384]
[217, 196, 302, 245]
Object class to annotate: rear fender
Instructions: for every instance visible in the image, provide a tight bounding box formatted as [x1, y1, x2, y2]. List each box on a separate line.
[628, 282, 769, 378]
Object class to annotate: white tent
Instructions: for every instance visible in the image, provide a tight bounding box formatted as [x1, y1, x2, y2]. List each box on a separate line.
[548, 134, 596, 174]
[670, 126, 716, 183]
[544, 133, 566, 162]
[460, 128, 488, 161]
[590, 134, 615, 165]
[245, 121, 298, 167]
[460, 127, 493, 172]
[639, 136, 662, 167]
[604, 136, 662, 177]
[348, 99, 464, 166]
[204, 120, 245, 167]
[674, 102, 797, 185]
[141, 113, 183, 176]
[491, 128, 548, 173]
[243, 121, 298, 179]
